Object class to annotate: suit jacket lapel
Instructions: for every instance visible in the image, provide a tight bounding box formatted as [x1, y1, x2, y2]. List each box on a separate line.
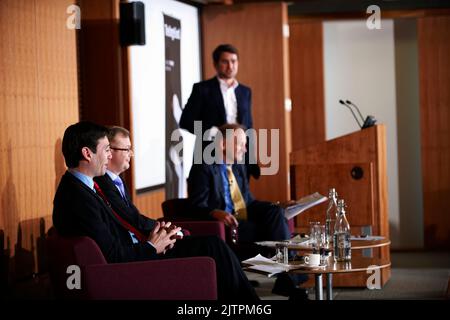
[212, 164, 225, 203]
[104, 174, 126, 202]
[235, 85, 244, 125]
[66, 172, 119, 218]
[213, 78, 227, 124]
[122, 179, 132, 203]
[81, 175, 126, 226]
[232, 164, 248, 205]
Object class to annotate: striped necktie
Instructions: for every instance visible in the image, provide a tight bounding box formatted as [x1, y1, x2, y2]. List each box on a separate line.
[226, 165, 247, 220]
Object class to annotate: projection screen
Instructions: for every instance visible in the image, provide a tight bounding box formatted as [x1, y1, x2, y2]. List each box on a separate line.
[128, 0, 200, 192]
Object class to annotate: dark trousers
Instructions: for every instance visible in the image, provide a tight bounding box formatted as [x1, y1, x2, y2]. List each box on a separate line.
[165, 235, 259, 301]
[238, 200, 291, 243]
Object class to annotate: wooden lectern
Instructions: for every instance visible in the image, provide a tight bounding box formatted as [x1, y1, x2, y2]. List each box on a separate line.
[290, 125, 390, 287]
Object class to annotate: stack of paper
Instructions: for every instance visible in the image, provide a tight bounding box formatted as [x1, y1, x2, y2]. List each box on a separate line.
[242, 254, 314, 277]
[284, 192, 328, 220]
[242, 254, 288, 277]
[255, 234, 310, 249]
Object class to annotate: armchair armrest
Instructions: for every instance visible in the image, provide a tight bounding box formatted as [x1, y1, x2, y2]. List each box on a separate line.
[175, 221, 226, 242]
[83, 257, 217, 300]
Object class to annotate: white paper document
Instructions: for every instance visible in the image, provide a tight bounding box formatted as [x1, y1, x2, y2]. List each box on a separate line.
[284, 192, 328, 220]
[255, 234, 310, 249]
[245, 264, 291, 277]
[242, 254, 297, 277]
[242, 254, 326, 277]
[242, 254, 277, 266]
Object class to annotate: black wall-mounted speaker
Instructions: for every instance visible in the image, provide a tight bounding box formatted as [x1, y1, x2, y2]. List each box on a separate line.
[120, 2, 146, 46]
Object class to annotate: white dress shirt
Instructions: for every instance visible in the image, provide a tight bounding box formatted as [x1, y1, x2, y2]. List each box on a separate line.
[217, 76, 239, 124]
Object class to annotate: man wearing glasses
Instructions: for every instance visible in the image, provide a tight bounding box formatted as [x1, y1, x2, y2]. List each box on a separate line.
[95, 126, 150, 242]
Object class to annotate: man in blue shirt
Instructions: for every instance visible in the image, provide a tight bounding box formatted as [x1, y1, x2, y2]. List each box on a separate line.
[187, 124, 290, 243]
[187, 123, 308, 300]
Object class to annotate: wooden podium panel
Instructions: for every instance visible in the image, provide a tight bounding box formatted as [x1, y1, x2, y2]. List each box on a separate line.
[290, 125, 390, 287]
[294, 163, 374, 227]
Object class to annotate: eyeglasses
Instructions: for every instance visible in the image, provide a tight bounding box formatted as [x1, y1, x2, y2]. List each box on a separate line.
[110, 147, 133, 154]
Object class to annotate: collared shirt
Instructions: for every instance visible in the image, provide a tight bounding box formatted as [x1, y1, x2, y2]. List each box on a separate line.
[68, 169, 95, 192]
[220, 164, 234, 214]
[217, 76, 239, 124]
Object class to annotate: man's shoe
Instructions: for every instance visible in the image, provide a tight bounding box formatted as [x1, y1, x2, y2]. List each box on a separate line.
[272, 273, 295, 296]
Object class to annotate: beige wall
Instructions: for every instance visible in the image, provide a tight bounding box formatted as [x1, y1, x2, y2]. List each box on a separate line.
[323, 19, 400, 246]
[394, 18, 423, 249]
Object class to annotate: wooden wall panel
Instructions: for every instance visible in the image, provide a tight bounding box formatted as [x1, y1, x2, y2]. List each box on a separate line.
[289, 19, 325, 150]
[418, 16, 450, 249]
[134, 190, 165, 219]
[294, 163, 374, 227]
[202, 2, 291, 202]
[0, 0, 79, 279]
[78, 0, 124, 125]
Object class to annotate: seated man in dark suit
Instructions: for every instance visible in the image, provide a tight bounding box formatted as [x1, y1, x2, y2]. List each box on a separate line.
[53, 121, 258, 301]
[187, 123, 308, 300]
[187, 123, 290, 244]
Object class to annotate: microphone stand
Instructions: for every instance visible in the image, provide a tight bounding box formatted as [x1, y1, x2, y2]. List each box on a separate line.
[346, 100, 377, 129]
[339, 100, 362, 128]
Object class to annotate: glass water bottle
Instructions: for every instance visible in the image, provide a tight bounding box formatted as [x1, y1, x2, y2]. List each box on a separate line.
[325, 188, 338, 246]
[333, 199, 351, 262]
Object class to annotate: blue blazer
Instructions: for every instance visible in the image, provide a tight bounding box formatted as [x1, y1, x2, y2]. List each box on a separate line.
[180, 77, 253, 134]
[187, 163, 255, 220]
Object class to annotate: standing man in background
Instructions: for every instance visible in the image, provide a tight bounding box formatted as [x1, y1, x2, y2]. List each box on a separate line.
[180, 44, 259, 179]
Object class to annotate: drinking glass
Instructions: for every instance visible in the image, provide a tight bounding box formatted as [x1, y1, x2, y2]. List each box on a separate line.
[315, 225, 328, 264]
[309, 221, 321, 251]
[275, 240, 290, 264]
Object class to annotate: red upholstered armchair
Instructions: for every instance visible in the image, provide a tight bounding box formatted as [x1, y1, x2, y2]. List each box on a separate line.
[161, 199, 227, 242]
[46, 228, 217, 300]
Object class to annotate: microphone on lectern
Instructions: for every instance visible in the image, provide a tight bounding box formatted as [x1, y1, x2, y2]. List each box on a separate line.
[339, 99, 362, 129]
[346, 99, 377, 129]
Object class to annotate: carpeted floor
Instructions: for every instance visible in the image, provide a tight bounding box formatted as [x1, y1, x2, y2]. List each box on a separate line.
[247, 251, 450, 300]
